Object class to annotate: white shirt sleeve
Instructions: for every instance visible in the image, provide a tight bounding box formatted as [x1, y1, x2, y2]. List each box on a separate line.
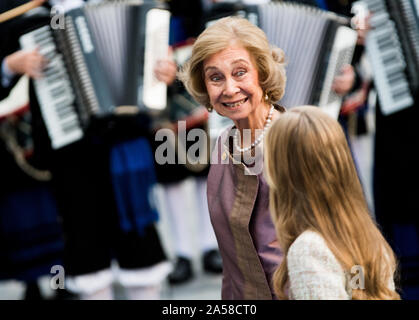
[1, 58, 16, 88]
[287, 231, 350, 300]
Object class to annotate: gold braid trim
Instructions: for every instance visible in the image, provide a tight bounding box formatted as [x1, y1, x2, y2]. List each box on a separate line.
[0, 118, 52, 182]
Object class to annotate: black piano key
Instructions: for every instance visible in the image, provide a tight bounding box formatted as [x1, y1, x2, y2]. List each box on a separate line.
[33, 31, 52, 45]
[55, 99, 75, 116]
[57, 110, 76, 124]
[382, 55, 397, 66]
[43, 67, 61, 79]
[35, 37, 54, 50]
[376, 34, 395, 52]
[43, 50, 56, 61]
[368, 0, 385, 12]
[46, 73, 65, 85]
[387, 71, 405, 86]
[56, 107, 75, 121]
[50, 85, 67, 99]
[39, 44, 56, 56]
[61, 120, 81, 135]
[391, 85, 410, 101]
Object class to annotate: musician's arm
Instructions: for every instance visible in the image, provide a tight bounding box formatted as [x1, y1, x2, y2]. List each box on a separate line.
[332, 12, 369, 98]
[0, 56, 21, 100]
[154, 56, 177, 86]
[0, 48, 46, 101]
[1, 57, 16, 88]
[4, 48, 46, 80]
[153, 53, 185, 106]
[332, 64, 356, 96]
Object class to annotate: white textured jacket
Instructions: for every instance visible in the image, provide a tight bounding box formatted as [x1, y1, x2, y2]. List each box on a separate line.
[287, 230, 395, 300]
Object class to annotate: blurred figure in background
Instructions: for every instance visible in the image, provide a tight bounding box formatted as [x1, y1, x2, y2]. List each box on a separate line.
[0, 0, 66, 300]
[361, 7, 419, 300]
[151, 0, 222, 285]
[345, 3, 419, 300]
[1, 0, 171, 299]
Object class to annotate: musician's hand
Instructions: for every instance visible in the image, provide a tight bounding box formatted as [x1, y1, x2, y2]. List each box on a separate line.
[353, 13, 371, 45]
[340, 83, 369, 116]
[5, 49, 47, 79]
[332, 64, 355, 96]
[154, 58, 177, 85]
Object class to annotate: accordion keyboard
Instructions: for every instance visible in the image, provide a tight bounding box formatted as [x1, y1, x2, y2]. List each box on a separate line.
[20, 26, 84, 149]
[365, 0, 414, 115]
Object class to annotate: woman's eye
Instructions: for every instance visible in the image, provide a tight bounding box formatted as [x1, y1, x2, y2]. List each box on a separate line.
[210, 75, 222, 82]
[235, 70, 246, 77]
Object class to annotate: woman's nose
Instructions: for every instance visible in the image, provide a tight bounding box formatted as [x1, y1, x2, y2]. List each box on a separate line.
[223, 78, 240, 96]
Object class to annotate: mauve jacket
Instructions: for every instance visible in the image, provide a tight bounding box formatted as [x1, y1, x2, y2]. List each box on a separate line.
[207, 106, 285, 300]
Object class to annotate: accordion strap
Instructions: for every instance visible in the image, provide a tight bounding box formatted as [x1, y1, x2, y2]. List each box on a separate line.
[0, 116, 52, 182]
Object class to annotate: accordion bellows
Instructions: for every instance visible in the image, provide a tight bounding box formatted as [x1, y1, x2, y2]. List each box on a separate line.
[19, 0, 170, 150]
[205, 2, 358, 136]
[257, 2, 357, 116]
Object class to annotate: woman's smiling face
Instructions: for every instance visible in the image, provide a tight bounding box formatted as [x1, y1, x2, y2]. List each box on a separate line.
[203, 44, 264, 122]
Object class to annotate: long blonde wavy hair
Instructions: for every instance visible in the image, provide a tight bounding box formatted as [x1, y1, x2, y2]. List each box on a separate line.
[264, 106, 400, 300]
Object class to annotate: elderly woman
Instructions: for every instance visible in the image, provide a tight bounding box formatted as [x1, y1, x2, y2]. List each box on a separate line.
[179, 17, 286, 299]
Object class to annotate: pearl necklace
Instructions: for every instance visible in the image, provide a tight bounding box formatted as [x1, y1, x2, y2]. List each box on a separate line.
[234, 105, 275, 153]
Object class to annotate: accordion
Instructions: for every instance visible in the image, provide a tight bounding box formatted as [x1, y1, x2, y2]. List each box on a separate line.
[19, 0, 170, 150]
[205, 2, 358, 138]
[362, 0, 419, 115]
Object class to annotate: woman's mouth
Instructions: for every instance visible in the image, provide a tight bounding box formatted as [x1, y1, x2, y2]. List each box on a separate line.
[222, 97, 248, 108]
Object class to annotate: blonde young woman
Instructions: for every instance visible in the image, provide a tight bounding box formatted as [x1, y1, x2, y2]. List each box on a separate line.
[264, 106, 400, 300]
[179, 17, 286, 299]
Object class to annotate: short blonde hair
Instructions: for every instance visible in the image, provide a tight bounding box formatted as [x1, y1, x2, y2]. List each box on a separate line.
[178, 16, 287, 108]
